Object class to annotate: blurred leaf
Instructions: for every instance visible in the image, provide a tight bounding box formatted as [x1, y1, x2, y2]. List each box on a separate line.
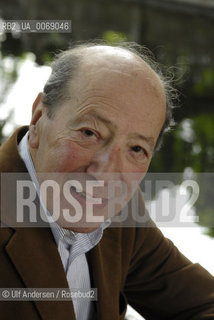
[102, 30, 128, 44]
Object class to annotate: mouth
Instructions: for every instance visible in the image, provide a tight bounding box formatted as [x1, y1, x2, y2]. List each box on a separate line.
[69, 185, 108, 208]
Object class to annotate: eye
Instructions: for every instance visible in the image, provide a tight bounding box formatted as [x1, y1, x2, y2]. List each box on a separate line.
[131, 145, 143, 153]
[82, 129, 96, 137]
[130, 145, 148, 162]
[79, 128, 100, 143]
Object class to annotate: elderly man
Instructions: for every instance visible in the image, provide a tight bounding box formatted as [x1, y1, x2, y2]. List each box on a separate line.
[0, 43, 214, 320]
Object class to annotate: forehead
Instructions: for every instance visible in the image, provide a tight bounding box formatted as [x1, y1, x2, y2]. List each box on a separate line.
[69, 48, 165, 103]
[66, 51, 166, 119]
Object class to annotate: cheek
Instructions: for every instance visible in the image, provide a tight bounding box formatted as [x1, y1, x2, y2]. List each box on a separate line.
[123, 169, 148, 196]
[55, 140, 91, 172]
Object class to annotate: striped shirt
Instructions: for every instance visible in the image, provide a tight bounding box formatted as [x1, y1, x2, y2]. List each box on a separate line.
[18, 131, 110, 319]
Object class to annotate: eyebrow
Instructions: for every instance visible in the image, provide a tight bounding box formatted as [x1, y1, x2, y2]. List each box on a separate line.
[70, 110, 116, 131]
[128, 133, 155, 150]
[89, 111, 117, 131]
[71, 110, 155, 150]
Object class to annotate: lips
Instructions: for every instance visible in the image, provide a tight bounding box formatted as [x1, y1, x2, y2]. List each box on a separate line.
[69, 185, 108, 208]
[70, 185, 103, 202]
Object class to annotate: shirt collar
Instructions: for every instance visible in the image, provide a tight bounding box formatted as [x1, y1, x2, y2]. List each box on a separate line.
[18, 131, 111, 250]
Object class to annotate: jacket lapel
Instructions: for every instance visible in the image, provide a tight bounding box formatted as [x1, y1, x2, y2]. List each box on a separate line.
[5, 227, 76, 319]
[1, 128, 76, 319]
[0, 126, 28, 173]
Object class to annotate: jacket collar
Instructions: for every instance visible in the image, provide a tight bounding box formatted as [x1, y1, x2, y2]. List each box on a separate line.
[1, 127, 76, 318]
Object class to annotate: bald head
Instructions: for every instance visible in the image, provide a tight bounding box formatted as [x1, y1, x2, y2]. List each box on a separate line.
[42, 43, 174, 150]
[69, 45, 165, 108]
[69, 45, 164, 88]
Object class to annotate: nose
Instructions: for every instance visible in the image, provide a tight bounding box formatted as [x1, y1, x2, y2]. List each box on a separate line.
[85, 146, 129, 202]
[86, 145, 123, 178]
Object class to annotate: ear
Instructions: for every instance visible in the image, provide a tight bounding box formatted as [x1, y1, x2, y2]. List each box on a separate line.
[30, 92, 43, 125]
[28, 92, 44, 149]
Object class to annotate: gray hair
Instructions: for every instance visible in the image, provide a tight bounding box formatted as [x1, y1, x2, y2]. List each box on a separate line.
[42, 42, 178, 151]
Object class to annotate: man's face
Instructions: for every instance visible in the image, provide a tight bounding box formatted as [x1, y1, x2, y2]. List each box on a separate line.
[29, 54, 166, 232]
